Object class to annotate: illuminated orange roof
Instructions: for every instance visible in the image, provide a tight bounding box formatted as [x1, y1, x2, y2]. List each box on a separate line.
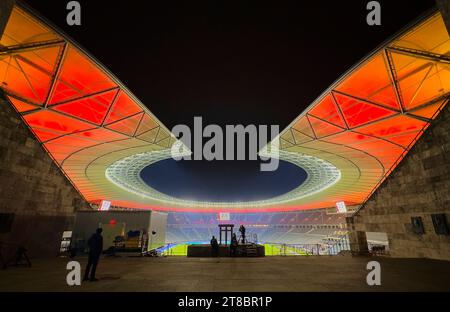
[0, 4, 449, 212]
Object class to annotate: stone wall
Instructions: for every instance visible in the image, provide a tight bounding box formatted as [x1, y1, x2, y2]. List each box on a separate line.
[347, 2, 450, 261]
[0, 93, 91, 258]
[348, 97, 450, 260]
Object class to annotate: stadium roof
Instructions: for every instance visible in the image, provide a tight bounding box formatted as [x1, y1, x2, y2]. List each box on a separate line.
[1, 3, 449, 212]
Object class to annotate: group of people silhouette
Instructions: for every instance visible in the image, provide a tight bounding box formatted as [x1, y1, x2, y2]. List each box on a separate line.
[210, 225, 246, 257]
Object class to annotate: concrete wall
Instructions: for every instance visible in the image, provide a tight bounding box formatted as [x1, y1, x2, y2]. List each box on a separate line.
[0, 93, 91, 258]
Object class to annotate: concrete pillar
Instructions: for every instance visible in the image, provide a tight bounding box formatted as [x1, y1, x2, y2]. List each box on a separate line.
[349, 231, 369, 255]
[0, 0, 15, 40]
[356, 231, 369, 254]
[436, 0, 450, 35]
[347, 217, 369, 255]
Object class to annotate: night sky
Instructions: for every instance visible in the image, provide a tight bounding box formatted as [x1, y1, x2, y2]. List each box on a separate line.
[23, 0, 436, 201]
[140, 159, 307, 201]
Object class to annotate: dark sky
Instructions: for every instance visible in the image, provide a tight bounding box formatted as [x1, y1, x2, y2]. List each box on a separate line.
[23, 0, 436, 129]
[140, 159, 307, 201]
[23, 0, 436, 201]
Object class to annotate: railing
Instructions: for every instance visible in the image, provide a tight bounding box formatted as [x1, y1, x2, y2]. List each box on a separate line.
[263, 235, 351, 256]
[159, 235, 352, 257]
[158, 241, 200, 256]
[262, 242, 317, 256]
[325, 236, 351, 255]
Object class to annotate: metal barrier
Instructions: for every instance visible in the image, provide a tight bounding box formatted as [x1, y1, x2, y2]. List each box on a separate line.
[263, 235, 351, 256]
[326, 236, 351, 255]
[159, 235, 352, 257]
[262, 243, 319, 256]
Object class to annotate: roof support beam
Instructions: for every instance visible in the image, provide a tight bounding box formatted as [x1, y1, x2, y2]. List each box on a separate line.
[0, 39, 65, 56]
[386, 46, 450, 64]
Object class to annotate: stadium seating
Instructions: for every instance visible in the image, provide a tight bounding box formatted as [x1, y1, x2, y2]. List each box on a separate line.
[166, 210, 348, 248]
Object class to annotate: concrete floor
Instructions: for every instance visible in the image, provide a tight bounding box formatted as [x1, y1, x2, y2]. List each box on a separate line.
[0, 255, 449, 292]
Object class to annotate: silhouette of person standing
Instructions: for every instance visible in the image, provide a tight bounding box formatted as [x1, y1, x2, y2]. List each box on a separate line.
[84, 228, 103, 281]
[210, 235, 219, 257]
[230, 233, 238, 257]
[239, 225, 246, 244]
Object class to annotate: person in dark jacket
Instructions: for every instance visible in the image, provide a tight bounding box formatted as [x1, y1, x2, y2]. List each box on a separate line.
[210, 235, 219, 257]
[239, 225, 246, 244]
[84, 228, 103, 281]
[230, 233, 238, 257]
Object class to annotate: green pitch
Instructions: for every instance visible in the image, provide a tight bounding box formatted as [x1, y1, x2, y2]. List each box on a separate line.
[263, 243, 308, 256]
[160, 242, 308, 256]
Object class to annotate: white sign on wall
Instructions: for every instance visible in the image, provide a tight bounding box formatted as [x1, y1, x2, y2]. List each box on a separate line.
[99, 200, 111, 211]
[336, 201, 347, 213]
[219, 212, 230, 221]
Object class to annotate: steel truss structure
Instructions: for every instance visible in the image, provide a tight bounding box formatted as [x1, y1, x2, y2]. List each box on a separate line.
[0, 4, 449, 212]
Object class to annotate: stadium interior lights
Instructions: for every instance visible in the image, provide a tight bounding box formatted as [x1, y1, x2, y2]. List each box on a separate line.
[0, 4, 449, 212]
[105, 149, 341, 208]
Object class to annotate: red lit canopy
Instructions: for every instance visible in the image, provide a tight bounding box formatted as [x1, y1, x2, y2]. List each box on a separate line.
[0, 4, 449, 212]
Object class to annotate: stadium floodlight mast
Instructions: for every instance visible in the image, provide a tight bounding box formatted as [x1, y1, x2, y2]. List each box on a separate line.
[170, 116, 280, 172]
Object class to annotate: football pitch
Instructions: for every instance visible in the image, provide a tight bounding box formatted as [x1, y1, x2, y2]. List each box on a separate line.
[159, 242, 308, 256]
